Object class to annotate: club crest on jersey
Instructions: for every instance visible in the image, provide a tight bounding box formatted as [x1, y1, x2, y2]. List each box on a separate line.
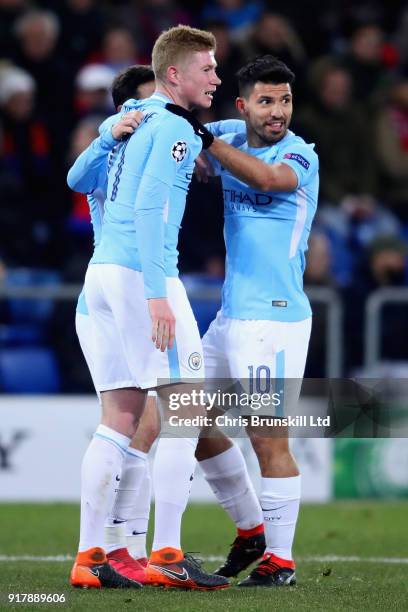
[188, 352, 202, 370]
[171, 141, 187, 163]
[283, 152, 310, 169]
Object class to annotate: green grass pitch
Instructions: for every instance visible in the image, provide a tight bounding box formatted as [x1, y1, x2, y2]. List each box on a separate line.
[0, 502, 407, 611]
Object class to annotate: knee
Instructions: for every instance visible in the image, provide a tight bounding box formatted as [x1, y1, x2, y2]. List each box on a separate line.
[248, 432, 299, 476]
[137, 421, 160, 449]
[135, 405, 161, 449]
[102, 410, 139, 439]
[249, 432, 289, 461]
[195, 432, 233, 461]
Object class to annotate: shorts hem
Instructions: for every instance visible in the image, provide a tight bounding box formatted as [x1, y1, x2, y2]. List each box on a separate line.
[97, 380, 140, 391]
[152, 376, 205, 389]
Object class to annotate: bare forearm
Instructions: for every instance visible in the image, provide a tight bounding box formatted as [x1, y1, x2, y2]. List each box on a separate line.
[208, 138, 266, 189]
[208, 138, 297, 192]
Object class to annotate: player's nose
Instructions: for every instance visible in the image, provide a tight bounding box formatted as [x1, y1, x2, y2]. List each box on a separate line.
[270, 107, 284, 119]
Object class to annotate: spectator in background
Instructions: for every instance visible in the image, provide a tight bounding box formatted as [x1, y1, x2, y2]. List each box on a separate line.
[340, 23, 391, 109]
[87, 27, 147, 73]
[66, 116, 104, 241]
[205, 20, 244, 118]
[316, 195, 402, 287]
[12, 9, 72, 109]
[202, 0, 263, 42]
[74, 64, 115, 119]
[0, 64, 67, 267]
[393, 5, 408, 70]
[0, 0, 29, 58]
[304, 232, 334, 288]
[296, 59, 377, 204]
[343, 236, 408, 370]
[114, 0, 193, 57]
[54, 0, 107, 72]
[303, 231, 336, 377]
[68, 116, 102, 162]
[11, 8, 75, 161]
[13, 8, 60, 65]
[139, 0, 193, 52]
[368, 236, 407, 287]
[375, 75, 408, 221]
[243, 12, 306, 101]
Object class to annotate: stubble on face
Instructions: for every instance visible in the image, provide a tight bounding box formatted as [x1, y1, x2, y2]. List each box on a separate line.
[243, 82, 293, 147]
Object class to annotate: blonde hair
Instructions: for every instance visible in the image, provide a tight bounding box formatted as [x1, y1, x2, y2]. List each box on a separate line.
[152, 25, 216, 81]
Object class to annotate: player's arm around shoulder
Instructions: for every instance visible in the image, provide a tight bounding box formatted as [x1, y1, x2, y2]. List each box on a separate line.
[208, 137, 298, 192]
[205, 118, 246, 137]
[67, 111, 143, 193]
[209, 136, 318, 192]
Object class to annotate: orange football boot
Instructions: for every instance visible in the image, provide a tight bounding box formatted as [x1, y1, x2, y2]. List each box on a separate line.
[70, 547, 142, 589]
[146, 547, 229, 590]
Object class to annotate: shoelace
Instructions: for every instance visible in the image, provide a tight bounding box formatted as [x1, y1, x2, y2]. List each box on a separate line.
[184, 553, 203, 570]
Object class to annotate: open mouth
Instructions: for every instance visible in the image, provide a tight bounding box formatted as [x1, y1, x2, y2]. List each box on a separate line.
[266, 121, 284, 130]
[205, 91, 215, 99]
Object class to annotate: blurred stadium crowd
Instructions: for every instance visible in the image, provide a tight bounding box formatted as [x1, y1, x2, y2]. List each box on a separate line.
[1, 0, 408, 390]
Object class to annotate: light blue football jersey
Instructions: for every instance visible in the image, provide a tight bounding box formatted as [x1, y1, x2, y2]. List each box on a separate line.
[67, 109, 123, 315]
[68, 112, 120, 315]
[211, 129, 319, 322]
[90, 93, 203, 299]
[69, 100, 244, 314]
[76, 189, 105, 315]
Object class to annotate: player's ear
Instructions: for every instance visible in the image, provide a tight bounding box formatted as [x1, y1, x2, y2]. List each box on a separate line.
[236, 97, 247, 117]
[166, 65, 179, 85]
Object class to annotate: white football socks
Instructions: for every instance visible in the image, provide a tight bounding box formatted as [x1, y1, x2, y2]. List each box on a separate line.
[104, 447, 148, 554]
[126, 462, 152, 560]
[78, 424, 130, 552]
[199, 444, 263, 530]
[152, 437, 198, 551]
[260, 475, 301, 561]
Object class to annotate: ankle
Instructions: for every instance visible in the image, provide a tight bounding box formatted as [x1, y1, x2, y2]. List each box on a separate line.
[263, 552, 295, 569]
[237, 523, 264, 538]
[149, 547, 184, 564]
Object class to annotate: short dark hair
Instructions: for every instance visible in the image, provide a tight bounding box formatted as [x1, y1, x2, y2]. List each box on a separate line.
[236, 55, 295, 97]
[111, 64, 154, 107]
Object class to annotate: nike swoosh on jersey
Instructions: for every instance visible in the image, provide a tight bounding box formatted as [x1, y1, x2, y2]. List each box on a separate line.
[150, 564, 189, 581]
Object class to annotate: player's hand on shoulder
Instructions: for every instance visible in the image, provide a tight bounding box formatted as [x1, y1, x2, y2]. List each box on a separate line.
[194, 152, 214, 183]
[148, 298, 176, 352]
[165, 103, 214, 150]
[111, 110, 144, 141]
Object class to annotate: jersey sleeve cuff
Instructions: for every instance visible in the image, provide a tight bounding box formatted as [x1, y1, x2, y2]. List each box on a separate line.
[145, 285, 167, 300]
[100, 128, 118, 149]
